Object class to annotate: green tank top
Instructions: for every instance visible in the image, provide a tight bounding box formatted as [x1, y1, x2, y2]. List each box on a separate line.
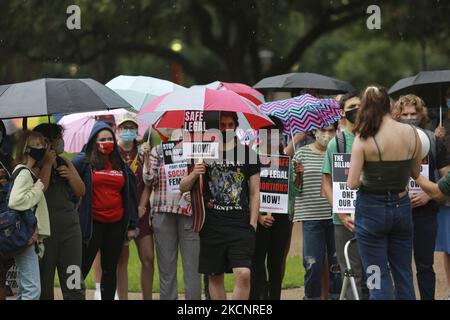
[361, 135, 416, 194]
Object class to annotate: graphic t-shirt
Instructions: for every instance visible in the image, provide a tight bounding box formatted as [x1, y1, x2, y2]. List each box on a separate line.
[203, 145, 260, 226]
[92, 162, 125, 223]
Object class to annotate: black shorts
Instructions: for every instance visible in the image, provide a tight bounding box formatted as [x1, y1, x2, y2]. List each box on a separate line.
[199, 222, 256, 275]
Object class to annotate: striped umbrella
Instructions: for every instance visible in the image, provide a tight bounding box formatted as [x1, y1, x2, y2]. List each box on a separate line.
[259, 94, 340, 134]
[138, 87, 273, 130]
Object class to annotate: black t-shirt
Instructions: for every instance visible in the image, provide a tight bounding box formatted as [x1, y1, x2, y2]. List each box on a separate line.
[203, 144, 260, 226]
[413, 136, 450, 216]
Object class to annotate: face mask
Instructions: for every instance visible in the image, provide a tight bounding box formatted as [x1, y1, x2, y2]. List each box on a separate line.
[54, 139, 65, 155]
[28, 147, 46, 162]
[119, 129, 137, 142]
[315, 133, 333, 148]
[399, 119, 421, 127]
[97, 141, 114, 155]
[447, 99, 450, 109]
[345, 108, 359, 124]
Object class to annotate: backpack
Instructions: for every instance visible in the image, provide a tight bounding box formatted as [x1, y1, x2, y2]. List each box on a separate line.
[0, 167, 38, 258]
[335, 131, 347, 154]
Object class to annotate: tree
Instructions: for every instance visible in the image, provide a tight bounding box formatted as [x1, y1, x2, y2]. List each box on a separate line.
[0, 0, 448, 85]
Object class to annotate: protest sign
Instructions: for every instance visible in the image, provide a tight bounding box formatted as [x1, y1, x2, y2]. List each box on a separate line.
[332, 153, 356, 214]
[259, 154, 290, 214]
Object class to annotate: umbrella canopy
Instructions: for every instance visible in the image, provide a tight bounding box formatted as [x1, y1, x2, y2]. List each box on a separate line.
[105, 75, 185, 111]
[259, 94, 341, 134]
[253, 72, 355, 95]
[138, 87, 273, 130]
[58, 109, 148, 153]
[0, 78, 132, 119]
[388, 70, 450, 107]
[191, 81, 265, 105]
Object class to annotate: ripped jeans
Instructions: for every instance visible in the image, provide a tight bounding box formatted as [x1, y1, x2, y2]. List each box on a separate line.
[302, 219, 342, 299]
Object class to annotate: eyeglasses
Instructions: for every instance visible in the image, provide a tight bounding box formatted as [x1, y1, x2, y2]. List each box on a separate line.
[97, 137, 114, 142]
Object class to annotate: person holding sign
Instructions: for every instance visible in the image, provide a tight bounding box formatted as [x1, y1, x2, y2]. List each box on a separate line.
[143, 128, 201, 300]
[115, 113, 154, 300]
[392, 95, 450, 300]
[348, 86, 422, 300]
[293, 122, 342, 300]
[321, 92, 368, 300]
[180, 111, 261, 300]
[250, 116, 299, 300]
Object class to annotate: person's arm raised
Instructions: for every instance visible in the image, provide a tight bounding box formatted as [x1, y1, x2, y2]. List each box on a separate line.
[179, 162, 206, 193]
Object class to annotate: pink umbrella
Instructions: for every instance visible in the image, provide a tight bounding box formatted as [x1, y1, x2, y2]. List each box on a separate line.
[138, 87, 272, 130]
[191, 81, 265, 105]
[58, 108, 149, 153]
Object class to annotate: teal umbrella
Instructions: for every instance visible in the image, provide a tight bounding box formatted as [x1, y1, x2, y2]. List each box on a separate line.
[106, 75, 185, 111]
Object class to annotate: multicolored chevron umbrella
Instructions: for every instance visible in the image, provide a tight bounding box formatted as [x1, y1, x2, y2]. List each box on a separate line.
[259, 94, 340, 134]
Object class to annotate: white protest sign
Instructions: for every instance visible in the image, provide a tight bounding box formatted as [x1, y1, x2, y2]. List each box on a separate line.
[259, 155, 290, 214]
[408, 156, 429, 194]
[183, 142, 219, 159]
[161, 140, 188, 192]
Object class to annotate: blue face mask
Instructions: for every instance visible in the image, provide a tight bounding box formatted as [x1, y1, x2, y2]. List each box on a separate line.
[119, 129, 137, 142]
[447, 99, 450, 109]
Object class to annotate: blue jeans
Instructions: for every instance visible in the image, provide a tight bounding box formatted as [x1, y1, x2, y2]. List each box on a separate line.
[355, 191, 415, 300]
[15, 244, 41, 300]
[302, 219, 342, 299]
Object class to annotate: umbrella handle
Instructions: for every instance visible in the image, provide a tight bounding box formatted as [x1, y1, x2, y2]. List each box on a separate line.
[439, 84, 443, 127]
[290, 128, 296, 155]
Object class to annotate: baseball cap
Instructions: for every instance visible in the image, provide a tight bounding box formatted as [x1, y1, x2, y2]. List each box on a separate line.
[117, 112, 139, 128]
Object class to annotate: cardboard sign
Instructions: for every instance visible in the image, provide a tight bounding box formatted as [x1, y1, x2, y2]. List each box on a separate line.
[332, 153, 356, 214]
[161, 140, 188, 192]
[259, 154, 290, 214]
[408, 156, 430, 193]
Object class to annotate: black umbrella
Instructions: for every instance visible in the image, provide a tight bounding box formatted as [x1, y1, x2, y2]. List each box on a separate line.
[388, 70, 450, 125]
[0, 78, 132, 120]
[253, 72, 355, 95]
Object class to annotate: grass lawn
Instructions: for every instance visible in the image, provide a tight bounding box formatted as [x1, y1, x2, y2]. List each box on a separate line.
[56, 241, 305, 293]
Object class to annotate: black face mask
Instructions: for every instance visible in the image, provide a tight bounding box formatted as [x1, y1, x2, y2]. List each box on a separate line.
[399, 119, 421, 127]
[28, 147, 46, 162]
[345, 108, 359, 124]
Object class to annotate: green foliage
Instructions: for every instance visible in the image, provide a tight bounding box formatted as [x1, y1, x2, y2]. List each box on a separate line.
[0, 0, 449, 87]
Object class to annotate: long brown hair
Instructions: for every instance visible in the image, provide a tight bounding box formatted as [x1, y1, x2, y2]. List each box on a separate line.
[353, 85, 391, 139]
[85, 130, 122, 171]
